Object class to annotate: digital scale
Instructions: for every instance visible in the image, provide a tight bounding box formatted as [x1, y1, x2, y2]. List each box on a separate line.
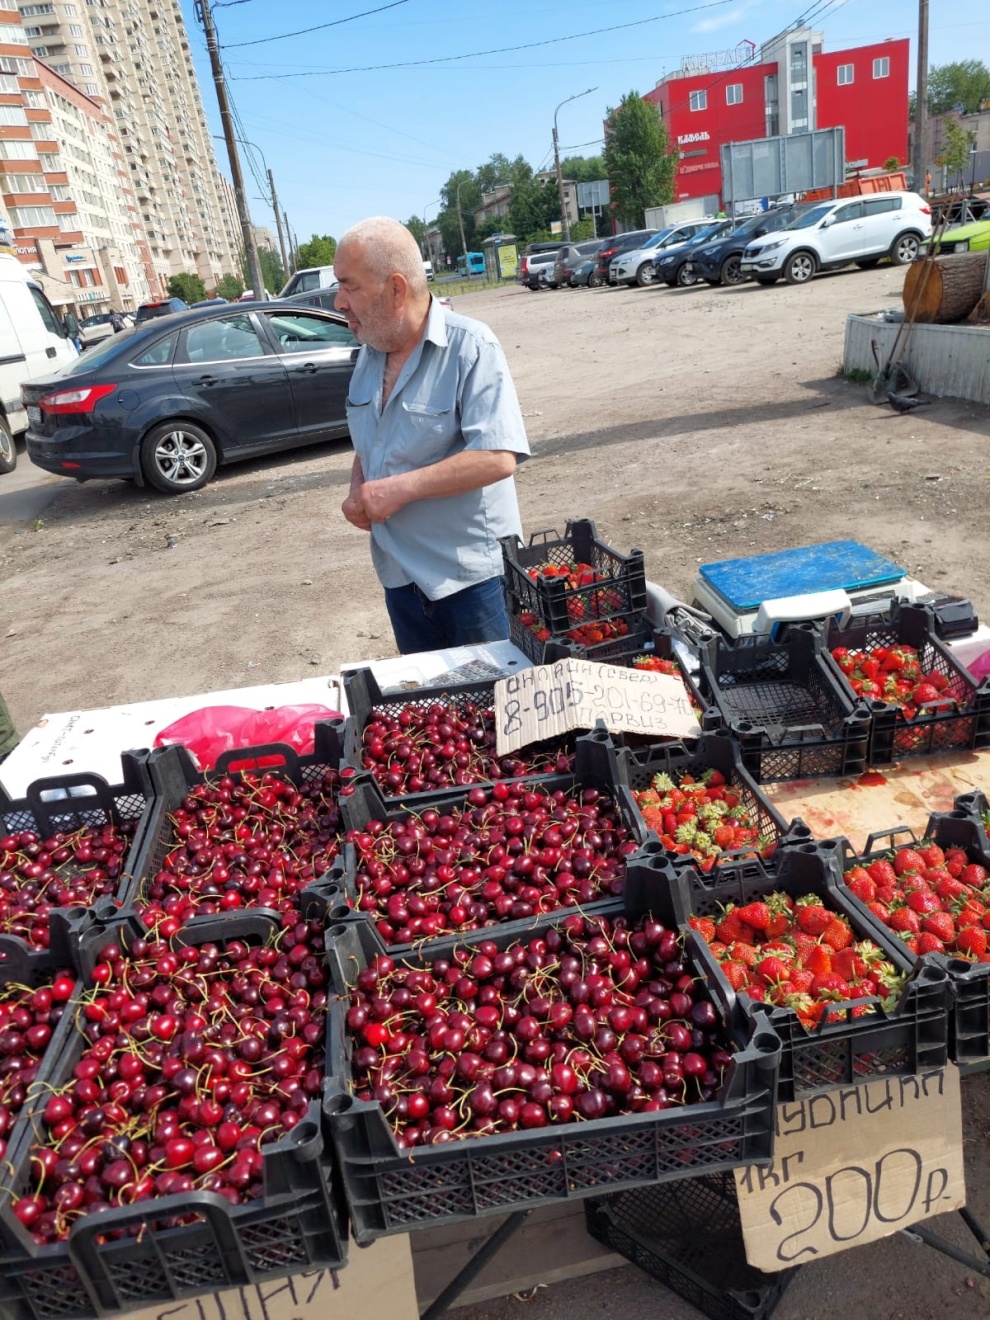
[690, 540, 963, 639]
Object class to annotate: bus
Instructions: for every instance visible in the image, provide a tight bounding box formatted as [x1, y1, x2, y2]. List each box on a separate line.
[456, 252, 486, 277]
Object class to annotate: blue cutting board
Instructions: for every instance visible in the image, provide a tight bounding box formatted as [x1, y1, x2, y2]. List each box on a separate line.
[698, 541, 905, 613]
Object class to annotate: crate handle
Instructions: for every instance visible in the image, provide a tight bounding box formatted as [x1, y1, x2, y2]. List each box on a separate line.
[215, 742, 299, 776]
[863, 824, 918, 853]
[67, 1189, 248, 1274]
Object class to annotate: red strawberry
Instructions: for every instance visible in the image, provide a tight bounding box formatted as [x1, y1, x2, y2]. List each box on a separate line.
[821, 918, 854, 951]
[721, 961, 748, 991]
[867, 859, 897, 887]
[905, 888, 941, 915]
[737, 901, 771, 932]
[894, 847, 926, 876]
[956, 927, 988, 960]
[756, 956, 789, 984]
[921, 911, 955, 944]
[916, 932, 946, 955]
[961, 863, 988, 888]
[845, 867, 877, 904]
[888, 906, 921, 935]
[795, 896, 832, 935]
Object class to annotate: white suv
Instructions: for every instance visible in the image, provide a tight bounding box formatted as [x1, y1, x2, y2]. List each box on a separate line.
[609, 221, 715, 287]
[739, 191, 932, 286]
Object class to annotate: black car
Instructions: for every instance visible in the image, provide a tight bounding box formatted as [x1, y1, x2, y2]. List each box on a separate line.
[552, 239, 604, 288]
[653, 219, 739, 287]
[687, 206, 806, 286]
[135, 296, 189, 322]
[594, 229, 659, 283]
[22, 302, 358, 494]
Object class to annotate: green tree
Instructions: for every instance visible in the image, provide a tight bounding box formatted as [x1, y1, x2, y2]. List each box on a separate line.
[214, 273, 243, 300]
[560, 154, 606, 183]
[168, 273, 206, 304]
[258, 248, 285, 295]
[882, 156, 901, 173]
[569, 217, 597, 241]
[405, 215, 426, 245]
[507, 176, 559, 245]
[928, 60, 990, 115]
[935, 118, 976, 186]
[603, 92, 676, 227]
[295, 233, 337, 269]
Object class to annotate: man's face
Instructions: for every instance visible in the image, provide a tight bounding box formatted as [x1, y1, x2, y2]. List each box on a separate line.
[334, 244, 396, 350]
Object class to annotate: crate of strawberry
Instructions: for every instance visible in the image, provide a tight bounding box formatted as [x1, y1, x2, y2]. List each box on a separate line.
[341, 666, 575, 804]
[501, 518, 647, 639]
[823, 603, 990, 763]
[508, 607, 645, 666]
[322, 897, 780, 1241]
[624, 842, 950, 1100]
[0, 753, 153, 974]
[601, 731, 790, 872]
[828, 814, 990, 1068]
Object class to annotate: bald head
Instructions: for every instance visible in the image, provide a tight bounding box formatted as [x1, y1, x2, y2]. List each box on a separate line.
[337, 217, 429, 297]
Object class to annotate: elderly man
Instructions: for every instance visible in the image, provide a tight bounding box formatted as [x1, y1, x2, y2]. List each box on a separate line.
[337, 216, 529, 655]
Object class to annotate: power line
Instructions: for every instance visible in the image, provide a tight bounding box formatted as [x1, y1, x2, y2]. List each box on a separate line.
[225, 0, 410, 50]
[229, 0, 735, 79]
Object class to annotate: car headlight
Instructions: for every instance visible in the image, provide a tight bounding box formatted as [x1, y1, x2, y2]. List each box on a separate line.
[695, 247, 716, 258]
[757, 239, 786, 253]
[952, 240, 970, 252]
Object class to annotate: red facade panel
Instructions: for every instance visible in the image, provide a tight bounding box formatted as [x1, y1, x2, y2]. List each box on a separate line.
[814, 39, 910, 170]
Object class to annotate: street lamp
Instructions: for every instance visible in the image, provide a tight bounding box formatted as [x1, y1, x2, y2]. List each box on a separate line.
[212, 134, 289, 280]
[455, 177, 473, 262]
[970, 140, 979, 197]
[553, 87, 597, 242]
[422, 198, 441, 268]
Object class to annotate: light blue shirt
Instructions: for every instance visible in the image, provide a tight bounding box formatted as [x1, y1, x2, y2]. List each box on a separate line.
[346, 298, 530, 600]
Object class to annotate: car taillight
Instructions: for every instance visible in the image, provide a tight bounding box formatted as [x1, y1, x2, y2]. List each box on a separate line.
[920, 205, 932, 215]
[38, 383, 117, 415]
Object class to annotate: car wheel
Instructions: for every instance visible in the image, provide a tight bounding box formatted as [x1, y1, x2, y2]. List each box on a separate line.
[141, 421, 217, 494]
[587, 271, 603, 288]
[855, 257, 881, 269]
[783, 251, 816, 284]
[754, 276, 779, 285]
[635, 262, 657, 287]
[676, 264, 698, 287]
[719, 255, 745, 286]
[890, 232, 922, 265]
[0, 416, 15, 474]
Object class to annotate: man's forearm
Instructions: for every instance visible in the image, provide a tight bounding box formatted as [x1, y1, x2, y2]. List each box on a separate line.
[362, 450, 517, 523]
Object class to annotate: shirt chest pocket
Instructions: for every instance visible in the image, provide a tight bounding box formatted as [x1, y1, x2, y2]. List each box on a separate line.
[389, 398, 457, 467]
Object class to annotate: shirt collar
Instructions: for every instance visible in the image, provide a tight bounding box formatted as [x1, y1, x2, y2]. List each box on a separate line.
[424, 295, 448, 349]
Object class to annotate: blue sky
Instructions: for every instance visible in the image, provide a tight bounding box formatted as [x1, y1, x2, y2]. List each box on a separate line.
[182, 0, 990, 247]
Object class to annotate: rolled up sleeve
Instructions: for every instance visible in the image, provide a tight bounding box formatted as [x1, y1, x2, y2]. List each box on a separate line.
[459, 338, 531, 460]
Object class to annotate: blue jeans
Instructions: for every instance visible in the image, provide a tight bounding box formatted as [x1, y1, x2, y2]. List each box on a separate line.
[385, 577, 509, 654]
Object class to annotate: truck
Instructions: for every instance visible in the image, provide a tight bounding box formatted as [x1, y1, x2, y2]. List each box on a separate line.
[644, 196, 721, 230]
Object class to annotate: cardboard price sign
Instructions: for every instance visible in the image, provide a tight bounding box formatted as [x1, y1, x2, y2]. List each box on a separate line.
[734, 1066, 966, 1272]
[494, 659, 698, 755]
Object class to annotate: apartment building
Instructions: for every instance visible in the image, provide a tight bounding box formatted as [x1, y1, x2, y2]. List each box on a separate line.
[18, 0, 242, 289]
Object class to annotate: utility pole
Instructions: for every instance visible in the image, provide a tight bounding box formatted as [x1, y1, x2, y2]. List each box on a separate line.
[268, 168, 289, 280]
[455, 179, 469, 260]
[553, 88, 597, 242]
[912, 0, 929, 194]
[199, 0, 265, 299]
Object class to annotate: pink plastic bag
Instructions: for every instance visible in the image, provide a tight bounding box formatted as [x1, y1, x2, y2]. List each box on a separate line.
[967, 650, 990, 682]
[154, 704, 342, 771]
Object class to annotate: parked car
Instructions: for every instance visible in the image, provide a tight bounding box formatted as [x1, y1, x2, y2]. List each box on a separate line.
[653, 219, 741, 286]
[78, 312, 118, 346]
[135, 297, 189, 323]
[933, 218, 990, 255]
[609, 222, 715, 286]
[552, 239, 604, 288]
[0, 252, 77, 474]
[594, 229, 659, 283]
[687, 207, 806, 286]
[740, 191, 933, 286]
[279, 265, 336, 298]
[517, 242, 565, 290]
[570, 255, 604, 288]
[22, 302, 359, 495]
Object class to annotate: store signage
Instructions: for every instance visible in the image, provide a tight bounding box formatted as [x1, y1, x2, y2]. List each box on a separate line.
[736, 1067, 965, 1272]
[15, 242, 37, 257]
[680, 161, 720, 174]
[495, 659, 697, 756]
[677, 131, 711, 145]
[65, 254, 85, 262]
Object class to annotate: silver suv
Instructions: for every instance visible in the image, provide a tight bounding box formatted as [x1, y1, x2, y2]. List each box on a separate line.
[739, 191, 933, 286]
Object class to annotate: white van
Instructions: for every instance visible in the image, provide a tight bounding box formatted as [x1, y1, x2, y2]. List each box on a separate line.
[279, 265, 336, 299]
[0, 254, 77, 473]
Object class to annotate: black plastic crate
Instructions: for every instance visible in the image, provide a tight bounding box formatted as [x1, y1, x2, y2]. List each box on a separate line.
[0, 753, 154, 973]
[123, 724, 344, 916]
[508, 608, 647, 667]
[322, 898, 781, 1243]
[822, 603, 990, 764]
[624, 842, 950, 1101]
[501, 518, 647, 637]
[340, 665, 574, 805]
[0, 911, 346, 1320]
[952, 787, 990, 850]
[332, 745, 638, 955]
[822, 811, 990, 1070]
[585, 1173, 797, 1320]
[589, 728, 791, 869]
[697, 625, 872, 783]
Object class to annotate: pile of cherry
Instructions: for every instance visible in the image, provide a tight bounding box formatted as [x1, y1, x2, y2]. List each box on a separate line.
[0, 823, 137, 951]
[0, 971, 75, 1159]
[139, 769, 341, 934]
[357, 698, 574, 798]
[347, 783, 637, 946]
[12, 911, 328, 1244]
[345, 912, 734, 1150]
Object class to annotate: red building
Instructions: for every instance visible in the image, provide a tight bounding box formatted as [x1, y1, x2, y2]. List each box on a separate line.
[644, 31, 910, 203]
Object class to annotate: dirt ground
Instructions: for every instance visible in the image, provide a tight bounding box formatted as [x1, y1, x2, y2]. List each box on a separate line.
[2, 265, 990, 1318]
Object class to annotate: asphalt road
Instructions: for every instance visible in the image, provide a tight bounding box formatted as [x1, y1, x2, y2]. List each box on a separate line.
[0, 440, 64, 528]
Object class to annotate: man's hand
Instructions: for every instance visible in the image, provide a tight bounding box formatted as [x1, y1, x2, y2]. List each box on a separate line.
[341, 489, 372, 531]
[361, 475, 410, 524]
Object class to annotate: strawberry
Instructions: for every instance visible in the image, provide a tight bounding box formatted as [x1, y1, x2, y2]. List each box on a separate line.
[956, 927, 988, 960]
[737, 901, 771, 932]
[687, 915, 716, 943]
[918, 842, 946, 868]
[801, 944, 832, 977]
[729, 941, 760, 969]
[795, 895, 831, 936]
[867, 859, 897, 888]
[905, 888, 941, 915]
[911, 682, 942, 705]
[845, 867, 877, 904]
[887, 905, 921, 935]
[821, 918, 854, 951]
[721, 961, 748, 991]
[916, 931, 946, 955]
[811, 972, 852, 1000]
[921, 910, 955, 944]
[961, 863, 988, 888]
[893, 847, 926, 876]
[755, 955, 790, 984]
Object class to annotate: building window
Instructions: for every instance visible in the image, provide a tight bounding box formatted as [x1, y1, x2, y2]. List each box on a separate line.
[0, 105, 28, 125]
[726, 83, 743, 105]
[0, 140, 37, 160]
[23, 90, 45, 107]
[0, 72, 17, 91]
[1, 173, 48, 193]
[19, 2, 55, 13]
[9, 203, 57, 225]
[39, 152, 60, 168]
[68, 22, 83, 34]
[689, 89, 707, 112]
[30, 45, 48, 56]
[837, 64, 854, 85]
[63, 3, 79, 12]
[84, 82, 98, 93]
[78, 61, 92, 71]
[873, 56, 890, 79]
[24, 25, 41, 35]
